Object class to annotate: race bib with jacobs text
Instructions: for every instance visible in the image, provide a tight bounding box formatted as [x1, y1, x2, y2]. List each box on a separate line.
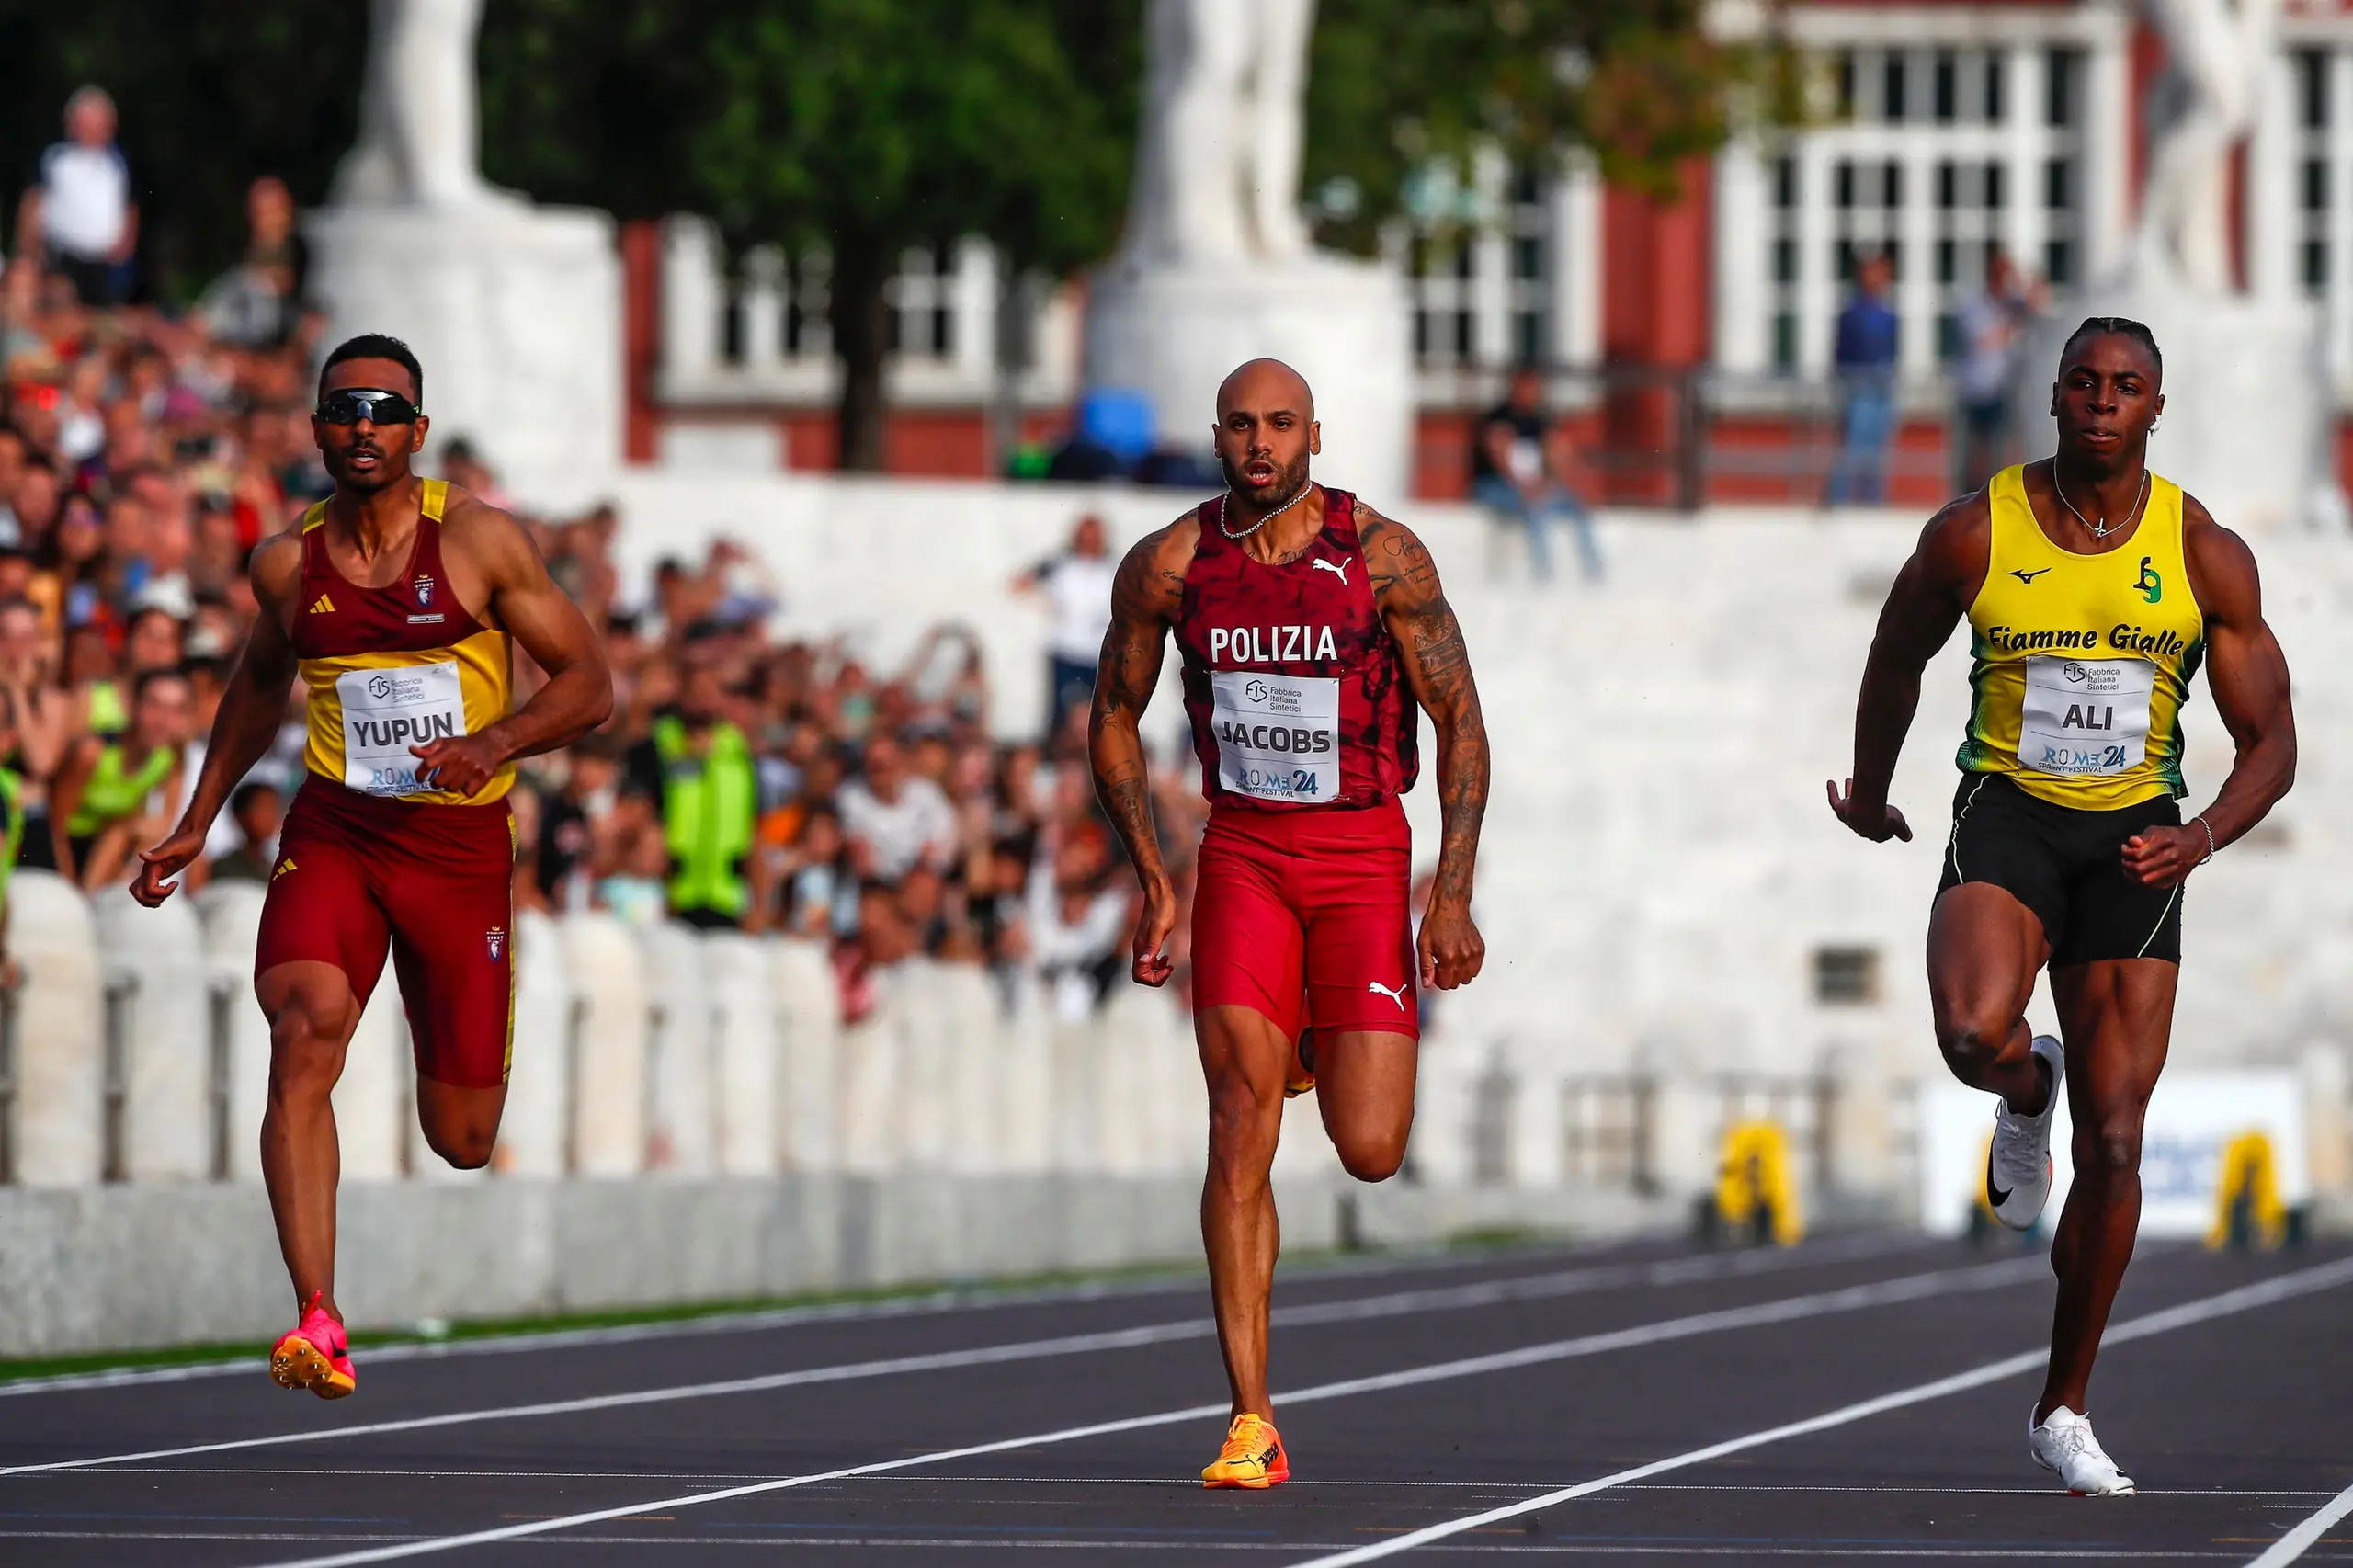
[2018, 654, 2154, 778]
[337, 662, 467, 796]
[1210, 670, 1339, 803]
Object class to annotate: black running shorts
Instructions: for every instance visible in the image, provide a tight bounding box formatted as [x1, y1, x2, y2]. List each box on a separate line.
[1937, 772, 2184, 965]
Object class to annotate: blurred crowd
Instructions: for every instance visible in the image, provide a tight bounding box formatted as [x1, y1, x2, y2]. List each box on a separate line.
[2, 88, 1211, 1021]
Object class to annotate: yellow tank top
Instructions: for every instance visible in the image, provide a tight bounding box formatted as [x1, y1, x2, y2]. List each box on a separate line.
[293, 480, 515, 806]
[1956, 465, 2204, 811]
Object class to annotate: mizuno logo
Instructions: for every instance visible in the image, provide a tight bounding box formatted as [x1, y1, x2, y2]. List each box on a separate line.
[1366, 980, 1408, 1009]
[2008, 568, 2050, 585]
[1312, 558, 1350, 585]
[309, 594, 335, 614]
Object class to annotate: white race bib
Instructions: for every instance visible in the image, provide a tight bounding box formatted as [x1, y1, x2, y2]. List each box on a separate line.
[337, 662, 467, 796]
[2018, 655, 2154, 778]
[1211, 670, 1339, 803]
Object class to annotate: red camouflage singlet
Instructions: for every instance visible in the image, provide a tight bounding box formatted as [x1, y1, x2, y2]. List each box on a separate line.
[1176, 486, 1417, 812]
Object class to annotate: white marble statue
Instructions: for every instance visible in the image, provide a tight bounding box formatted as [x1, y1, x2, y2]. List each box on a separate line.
[2134, 0, 2276, 293]
[1124, 0, 1316, 264]
[335, 0, 507, 209]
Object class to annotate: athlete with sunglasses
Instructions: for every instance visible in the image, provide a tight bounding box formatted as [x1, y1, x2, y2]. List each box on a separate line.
[131, 334, 612, 1399]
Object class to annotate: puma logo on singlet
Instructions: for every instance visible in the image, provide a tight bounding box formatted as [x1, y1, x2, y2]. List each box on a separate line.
[2007, 568, 2050, 585]
[1313, 558, 1350, 585]
[309, 593, 335, 614]
[1366, 980, 1408, 1009]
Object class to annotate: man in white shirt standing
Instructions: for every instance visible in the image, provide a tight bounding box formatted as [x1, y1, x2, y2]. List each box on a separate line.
[17, 86, 139, 307]
[838, 733, 958, 884]
[1014, 515, 1117, 744]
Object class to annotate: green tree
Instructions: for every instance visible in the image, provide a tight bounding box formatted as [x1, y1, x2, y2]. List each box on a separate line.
[689, 1, 1136, 471]
[479, 0, 1138, 473]
[1303, 0, 1789, 254]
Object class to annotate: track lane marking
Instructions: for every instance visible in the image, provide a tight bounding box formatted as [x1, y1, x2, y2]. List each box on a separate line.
[232, 1256, 2047, 1566]
[2242, 1475, 2353, 1566]
[1283, 1255, 2353, 1567]
[0, 1237, 1923, 1477]
[0, 1233, 1922, 1399]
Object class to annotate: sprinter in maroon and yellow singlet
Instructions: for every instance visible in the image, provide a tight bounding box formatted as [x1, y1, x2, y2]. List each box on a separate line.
[132, 335, 611, 1398]
[1092, 359, 1491, 1487]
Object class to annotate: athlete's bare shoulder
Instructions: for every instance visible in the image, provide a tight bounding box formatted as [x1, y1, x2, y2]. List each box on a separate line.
[1352, 498, 1442, 612]
[433, 483, 545, 585]
[1911, 485, 1994, 602]
[1110, 506, 1204, 626]
[2178, 491, 2261, 618]
[247, 530, 306, 622]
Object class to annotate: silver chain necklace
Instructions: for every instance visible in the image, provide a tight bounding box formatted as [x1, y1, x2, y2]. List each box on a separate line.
[1219, 479, 1313, 540]
[2054, 469, 2149, 541]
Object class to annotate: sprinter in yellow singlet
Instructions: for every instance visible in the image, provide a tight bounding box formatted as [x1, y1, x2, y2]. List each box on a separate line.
[1829, 319, 2295, 1494]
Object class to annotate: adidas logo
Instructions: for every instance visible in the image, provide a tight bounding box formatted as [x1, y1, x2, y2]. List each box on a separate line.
[272, 858, 297, 880]
[309, 594, 335, 614]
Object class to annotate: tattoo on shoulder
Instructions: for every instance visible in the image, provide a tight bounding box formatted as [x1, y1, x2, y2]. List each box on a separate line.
[1356, 503, 1439, 608]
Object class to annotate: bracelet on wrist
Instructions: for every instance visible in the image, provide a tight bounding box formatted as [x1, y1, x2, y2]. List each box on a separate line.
[2190, 813, 2216, 866]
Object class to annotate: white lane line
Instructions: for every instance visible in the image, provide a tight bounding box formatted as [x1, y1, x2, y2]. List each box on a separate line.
[1284, 1254, 2353, 1568]
[0, 1236, 1919, 1478]
[237, 1256, 2046, 1567]
[0, 1233, 1922, 1399]
[2241, 1475, 2353, 1567]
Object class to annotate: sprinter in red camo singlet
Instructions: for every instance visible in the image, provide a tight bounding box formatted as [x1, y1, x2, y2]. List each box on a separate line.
[131, 335, 612, 1400]
[1092, 359, 1491, 1488]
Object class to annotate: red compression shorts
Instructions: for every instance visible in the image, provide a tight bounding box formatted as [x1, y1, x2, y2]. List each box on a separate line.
[255, 778, 518, 1088]
[1190, 798, 1418, 1041]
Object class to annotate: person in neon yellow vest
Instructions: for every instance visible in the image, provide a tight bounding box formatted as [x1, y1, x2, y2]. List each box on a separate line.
[51, 665, 191, 888]
[621, 636, 754, 930]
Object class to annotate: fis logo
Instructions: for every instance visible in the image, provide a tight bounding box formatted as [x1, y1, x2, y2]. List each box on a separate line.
[485, 927, 506, 961]
[272, 857, 298, 880]
[414, 574, 436, 608]
[2134, 555, 2163, 604]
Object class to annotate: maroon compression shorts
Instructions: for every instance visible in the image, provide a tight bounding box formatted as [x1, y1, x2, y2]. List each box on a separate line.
[256, 778, 518, 1087]
[1190, 798, 1418, 1041]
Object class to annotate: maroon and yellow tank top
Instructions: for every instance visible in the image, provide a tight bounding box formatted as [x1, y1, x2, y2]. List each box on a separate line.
[291, 479, 514, 806]
[1174, 485, 1416, 811]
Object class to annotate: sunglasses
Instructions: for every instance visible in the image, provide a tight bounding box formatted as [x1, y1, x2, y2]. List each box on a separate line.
[317, 389, 421, 426]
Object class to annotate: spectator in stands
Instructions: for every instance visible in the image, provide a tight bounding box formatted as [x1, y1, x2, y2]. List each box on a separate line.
[838, 731, 956, 884]
[1013, 515, 1116, 742]
[16, 86, 139, 307]
[51, 665, 190, 888]
[1827, 251, 1901, 506]
[196, 176, 308, 350]
[209, 779, 284, 883]
[622, 629, 756, 929]
[1954, 246, 2030, 494]
[1471, 367, 1600, 584]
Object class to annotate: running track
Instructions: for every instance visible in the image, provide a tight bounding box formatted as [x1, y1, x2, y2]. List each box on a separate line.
[4, 1233, 2350, 1564]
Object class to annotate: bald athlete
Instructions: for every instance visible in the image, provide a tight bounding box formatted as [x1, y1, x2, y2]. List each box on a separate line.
[1091, 358, 1490, 1487]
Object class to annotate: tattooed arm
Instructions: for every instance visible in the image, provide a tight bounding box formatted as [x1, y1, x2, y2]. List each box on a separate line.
[1359, 503, 1490, 992]
[1088, 516, 1197, 986]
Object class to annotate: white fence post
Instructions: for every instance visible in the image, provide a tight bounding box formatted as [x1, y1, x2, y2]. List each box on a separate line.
[893, 960, 953, 1169]
[995, 971, 1053, 1173]
[939, 964, 1005, 1173]
[195, 881, 269, 1182]
[8, 870, 103, 1187]
[335, 985, 410, 1181]
[495, 908, 573, 1177]
[836, 966, 903, 1174]
[640, 921, 715, 1174]
[705, 930, 779, 1175]
[561, 913, 647, 1176]
[771, 937, 839, 1171]
[92, 889, 209, 1182]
